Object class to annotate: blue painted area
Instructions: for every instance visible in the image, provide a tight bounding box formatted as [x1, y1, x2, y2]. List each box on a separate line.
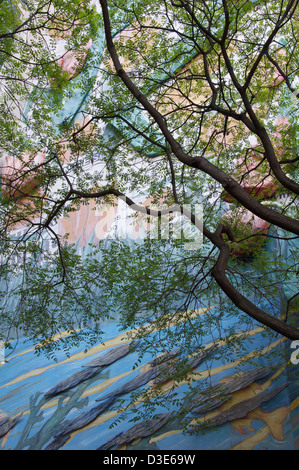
[0, 299, 296, 450]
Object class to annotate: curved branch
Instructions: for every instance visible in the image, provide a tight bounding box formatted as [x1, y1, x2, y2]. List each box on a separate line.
[98, 1, 299, 339]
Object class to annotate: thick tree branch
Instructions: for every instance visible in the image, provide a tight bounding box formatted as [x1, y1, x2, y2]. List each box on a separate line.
[242, 0, 298, 90]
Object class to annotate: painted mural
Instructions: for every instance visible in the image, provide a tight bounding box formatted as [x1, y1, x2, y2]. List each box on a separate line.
[0, 3, 299, 452]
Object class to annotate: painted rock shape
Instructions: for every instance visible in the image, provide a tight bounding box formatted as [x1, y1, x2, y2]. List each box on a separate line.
[189, 365, 273, 415]
[187, 382, 289, 433]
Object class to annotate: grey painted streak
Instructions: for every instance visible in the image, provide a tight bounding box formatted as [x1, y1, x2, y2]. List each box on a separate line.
[190, 365, 273, 414]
